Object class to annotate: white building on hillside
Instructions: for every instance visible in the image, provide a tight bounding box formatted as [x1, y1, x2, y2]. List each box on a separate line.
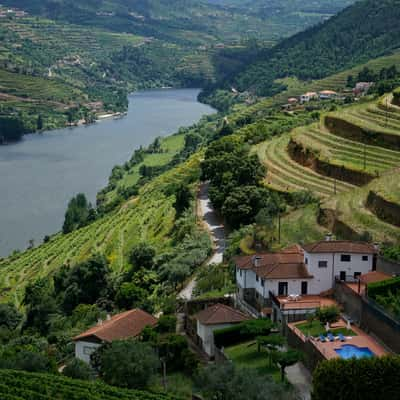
[235, 239, 377, 319]
[73, 309, 157, 363]
[193, 303, 250, 356]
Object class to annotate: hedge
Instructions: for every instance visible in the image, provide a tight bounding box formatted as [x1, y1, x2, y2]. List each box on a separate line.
[312, 356, 400, 400]
[214, 319, 273, 348]
[367, 276, 400, 299]
[393, 88, 400, 106]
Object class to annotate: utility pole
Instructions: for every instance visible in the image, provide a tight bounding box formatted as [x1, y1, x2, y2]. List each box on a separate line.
[363, 142, 367, 170]
[386, 96, 389, 127]
[334, 177, 337, 195]
[278, 211, 281, 244]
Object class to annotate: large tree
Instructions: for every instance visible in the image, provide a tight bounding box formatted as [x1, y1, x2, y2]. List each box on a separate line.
[92, 340, 159, 389]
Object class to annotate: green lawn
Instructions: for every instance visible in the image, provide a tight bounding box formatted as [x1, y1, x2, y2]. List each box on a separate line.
[224, 341, 281, 382]
[296, 321, 356, 337]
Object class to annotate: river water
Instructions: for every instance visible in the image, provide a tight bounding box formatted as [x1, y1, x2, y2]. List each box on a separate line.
[0, 89, 215, 257]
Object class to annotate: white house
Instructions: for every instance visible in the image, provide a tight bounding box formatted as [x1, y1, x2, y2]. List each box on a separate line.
[193, 303, 250, 357]
[319, 90, 337, 100]
[235, 240, 377, 318]
[73, 309, 157, 363]
[300, 92, 318, 103]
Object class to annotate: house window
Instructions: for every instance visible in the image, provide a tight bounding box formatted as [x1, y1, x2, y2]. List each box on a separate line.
[278, 282, 288, 296]
[301, 281, 308, 295]
[341, 254, 351, 262]
[256, 275, 259, 282]
[354, 272, 361, 279]
[362, 255, 369, 261]
[261, 279, 265, 287]
[239, 269, 242, 277]
[83, 346, 95, 356]
[305, 258, 308, 265]
[318, 260, 328, 268]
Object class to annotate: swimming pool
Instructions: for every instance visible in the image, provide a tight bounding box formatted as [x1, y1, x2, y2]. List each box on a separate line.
[335, 344, 374, 359]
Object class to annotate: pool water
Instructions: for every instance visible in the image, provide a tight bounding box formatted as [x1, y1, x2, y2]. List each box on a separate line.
[335, 344, 374, 359]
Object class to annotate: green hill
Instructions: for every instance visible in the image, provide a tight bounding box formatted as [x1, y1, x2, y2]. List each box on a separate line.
[0, 369, 181, 400]
[208, 0, 400, 96]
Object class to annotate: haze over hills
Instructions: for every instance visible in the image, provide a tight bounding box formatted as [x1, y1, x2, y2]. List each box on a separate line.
[205, 0, 400, 98]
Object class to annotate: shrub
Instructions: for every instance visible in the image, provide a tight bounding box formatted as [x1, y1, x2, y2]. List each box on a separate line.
[393, 87, 400, 106]
[214, 319, 273, 348]
[63, 358, 93, 380]
[156, 315, 177, 334]
[312, 356, 400, 400]
[368, 276, 400, 299]
[316, 306, 340, 325]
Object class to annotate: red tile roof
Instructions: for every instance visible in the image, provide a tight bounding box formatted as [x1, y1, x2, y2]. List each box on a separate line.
[234, 245, 312, 279]
[302, 240, 376, 254]
[194, 303, 250, 325]
[73, 309, 157, 343]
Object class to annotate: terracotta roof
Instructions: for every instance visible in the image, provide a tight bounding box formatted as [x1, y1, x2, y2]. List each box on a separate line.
[255, 262, 312, 279]
[302, 240, 376, 254]
[360, 271, 391, 284]
[234, 245, 311, 279]
[194, 304, 250, 325]
[73, 309, 157, 343]
[235, 245, 303, 270]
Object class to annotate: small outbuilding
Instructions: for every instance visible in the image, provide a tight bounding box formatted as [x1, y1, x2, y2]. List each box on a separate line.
[193, 303, 250, 356]
[73, 309, 157, 363]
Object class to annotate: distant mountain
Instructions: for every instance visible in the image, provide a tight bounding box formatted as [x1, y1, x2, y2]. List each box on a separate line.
[208, 0, 400, 96]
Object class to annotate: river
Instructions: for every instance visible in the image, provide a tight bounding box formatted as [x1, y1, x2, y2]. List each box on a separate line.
[0, 89, 215, 257]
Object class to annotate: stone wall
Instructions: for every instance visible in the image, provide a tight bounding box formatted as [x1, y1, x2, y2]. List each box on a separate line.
[288, 138, 374, 186]
[377, 257, 400, 276]
[366, 190, 400, 227]
[334, 281, 362, 323]
[324, 115, 400, 150]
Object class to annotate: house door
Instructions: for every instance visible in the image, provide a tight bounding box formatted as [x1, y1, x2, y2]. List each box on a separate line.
[301, 281, 308, 295]
[340, 271, 346, 281]
[278, 282, 288, 296]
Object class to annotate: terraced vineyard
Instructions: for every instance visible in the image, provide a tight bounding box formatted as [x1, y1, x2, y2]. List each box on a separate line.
[257, 134, 355, 198]
[0, 369, 182, 400]
[257, 92, 400, 242]
[291, 122, 400, 176]
[0, 154, 202, 304]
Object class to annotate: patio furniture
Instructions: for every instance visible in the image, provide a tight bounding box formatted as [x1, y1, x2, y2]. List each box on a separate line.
[338, 333, 346, 342]
[327, 333, 335, 342]
[319, 334, 327, 342]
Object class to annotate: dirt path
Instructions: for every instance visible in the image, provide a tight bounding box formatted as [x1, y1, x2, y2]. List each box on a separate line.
[178, 182, 225, 300]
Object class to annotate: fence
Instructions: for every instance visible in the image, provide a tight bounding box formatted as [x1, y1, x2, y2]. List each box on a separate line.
[377, 256, 400, 276]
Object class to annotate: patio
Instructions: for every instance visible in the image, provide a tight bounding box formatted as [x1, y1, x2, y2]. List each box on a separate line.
[289, 318, 389, 360]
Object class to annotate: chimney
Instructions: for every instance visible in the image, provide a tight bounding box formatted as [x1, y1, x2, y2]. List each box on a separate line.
[325, 233, 332, 241]
[253, 255, 262, 267]
[97, 318, 103, 326]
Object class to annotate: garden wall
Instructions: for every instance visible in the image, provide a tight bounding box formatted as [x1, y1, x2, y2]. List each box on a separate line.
[288, 139, 374, 186]
[334, 281, 362, 323]
[377, 257, 400, 276]
[286, 325, 325, 372]
[366, 190, 400, 227]
[333, 282, 400, 353]
[324, 115, 400, 150]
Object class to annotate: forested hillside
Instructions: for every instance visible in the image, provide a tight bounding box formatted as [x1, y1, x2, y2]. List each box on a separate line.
[205, 0, 400, 97]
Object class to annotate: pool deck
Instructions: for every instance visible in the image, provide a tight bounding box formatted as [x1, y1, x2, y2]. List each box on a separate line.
[289, 319, 388, 360]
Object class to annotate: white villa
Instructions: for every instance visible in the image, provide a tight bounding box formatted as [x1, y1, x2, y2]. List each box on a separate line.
[235, 239, 377, 321]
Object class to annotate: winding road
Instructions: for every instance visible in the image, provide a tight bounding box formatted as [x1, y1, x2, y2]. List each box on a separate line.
[178, 182, 225, 300]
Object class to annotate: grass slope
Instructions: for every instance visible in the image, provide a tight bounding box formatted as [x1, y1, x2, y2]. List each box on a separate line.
[0, 154, 202, 304]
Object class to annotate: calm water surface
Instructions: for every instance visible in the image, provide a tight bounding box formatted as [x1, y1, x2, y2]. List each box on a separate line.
[0, 89, 215, 257]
